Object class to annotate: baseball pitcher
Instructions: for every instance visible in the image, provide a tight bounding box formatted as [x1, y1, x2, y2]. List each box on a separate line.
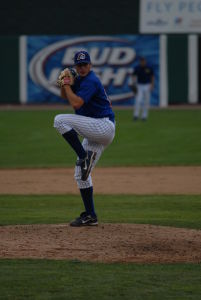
[54, 51, 115, 226]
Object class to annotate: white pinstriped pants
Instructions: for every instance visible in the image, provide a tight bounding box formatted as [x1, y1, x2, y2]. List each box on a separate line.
[54, 114, 115, 189]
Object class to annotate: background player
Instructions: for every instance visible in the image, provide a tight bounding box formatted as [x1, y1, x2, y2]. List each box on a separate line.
[54, 50, 115, 227]
[132, 56, 155, 121]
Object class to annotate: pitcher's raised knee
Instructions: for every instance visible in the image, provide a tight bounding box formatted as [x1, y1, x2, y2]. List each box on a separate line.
[54, 115, 68, 135]
[54, 115, 62, 130]
[54, 114, 74, 135]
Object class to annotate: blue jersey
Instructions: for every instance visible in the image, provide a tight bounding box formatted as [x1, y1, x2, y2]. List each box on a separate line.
[73, 71, 115, 123]
[133, 65, 154, 84]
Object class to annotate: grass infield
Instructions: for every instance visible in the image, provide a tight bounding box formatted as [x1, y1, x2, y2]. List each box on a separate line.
[0, 109, 201, 168]
[0, 194, 201, 229]
[1, 108, 201, 299]
[0, 260, 201, 300]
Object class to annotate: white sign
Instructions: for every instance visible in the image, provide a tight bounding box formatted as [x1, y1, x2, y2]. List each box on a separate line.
[140, 0, 201, 33]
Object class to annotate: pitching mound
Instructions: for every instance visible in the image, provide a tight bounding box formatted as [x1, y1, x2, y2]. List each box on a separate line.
[1, 223, 201, 263]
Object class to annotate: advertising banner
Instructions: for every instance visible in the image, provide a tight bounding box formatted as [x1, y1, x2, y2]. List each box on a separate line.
[140, 0, 201, 33]
[23, 35, 159, 105]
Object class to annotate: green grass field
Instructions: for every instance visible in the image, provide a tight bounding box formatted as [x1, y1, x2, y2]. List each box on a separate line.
[0, 108, 201, 167]
[0, 108, 201, 299]
[1, 194, 201, 229]
[1, 260, 201, 300]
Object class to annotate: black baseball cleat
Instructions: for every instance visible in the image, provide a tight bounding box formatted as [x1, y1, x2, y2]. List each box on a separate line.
[70, 212, 98, 227]
[76, 151, 96, 181]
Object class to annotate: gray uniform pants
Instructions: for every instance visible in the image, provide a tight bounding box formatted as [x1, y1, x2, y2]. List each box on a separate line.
[134, 83, 151, 119]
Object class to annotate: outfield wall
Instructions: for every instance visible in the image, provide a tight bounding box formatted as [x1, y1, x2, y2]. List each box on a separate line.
[20, 35, 160, 106]
[0, 37, 19, 103]
[1, 0, 201, 105]
[0, 35, 200, 106]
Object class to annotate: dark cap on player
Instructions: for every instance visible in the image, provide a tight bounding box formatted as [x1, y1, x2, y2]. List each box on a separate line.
[74, 51, 91, 65]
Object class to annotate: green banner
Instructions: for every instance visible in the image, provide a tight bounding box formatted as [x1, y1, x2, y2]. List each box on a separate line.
[168, 35, 188, 104]
[0, 36, 19, 103]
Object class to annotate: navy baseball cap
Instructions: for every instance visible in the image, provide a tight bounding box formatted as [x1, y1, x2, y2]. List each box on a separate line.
[74, 51, 91, 65]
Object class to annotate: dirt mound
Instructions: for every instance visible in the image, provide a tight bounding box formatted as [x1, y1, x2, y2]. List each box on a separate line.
[1, 223, 201, 263]
[1, 166, 201, 263]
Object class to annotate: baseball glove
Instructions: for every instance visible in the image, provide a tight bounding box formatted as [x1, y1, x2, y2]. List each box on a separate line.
[131, 84, 138, 95]
[57, 67, 78, 87]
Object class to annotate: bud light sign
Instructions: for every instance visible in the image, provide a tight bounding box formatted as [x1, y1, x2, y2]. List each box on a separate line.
[26, 35, 159, 105]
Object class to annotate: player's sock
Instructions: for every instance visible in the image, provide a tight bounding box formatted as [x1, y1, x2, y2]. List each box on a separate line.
[62, 129, 86, 159]
[80, 186, 96, 218]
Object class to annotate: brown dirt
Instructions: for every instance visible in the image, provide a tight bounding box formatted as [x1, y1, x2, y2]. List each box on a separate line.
[0, 166, 201, 263]
[1, 166, 201, 195]
[1, 223, 201, 263]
